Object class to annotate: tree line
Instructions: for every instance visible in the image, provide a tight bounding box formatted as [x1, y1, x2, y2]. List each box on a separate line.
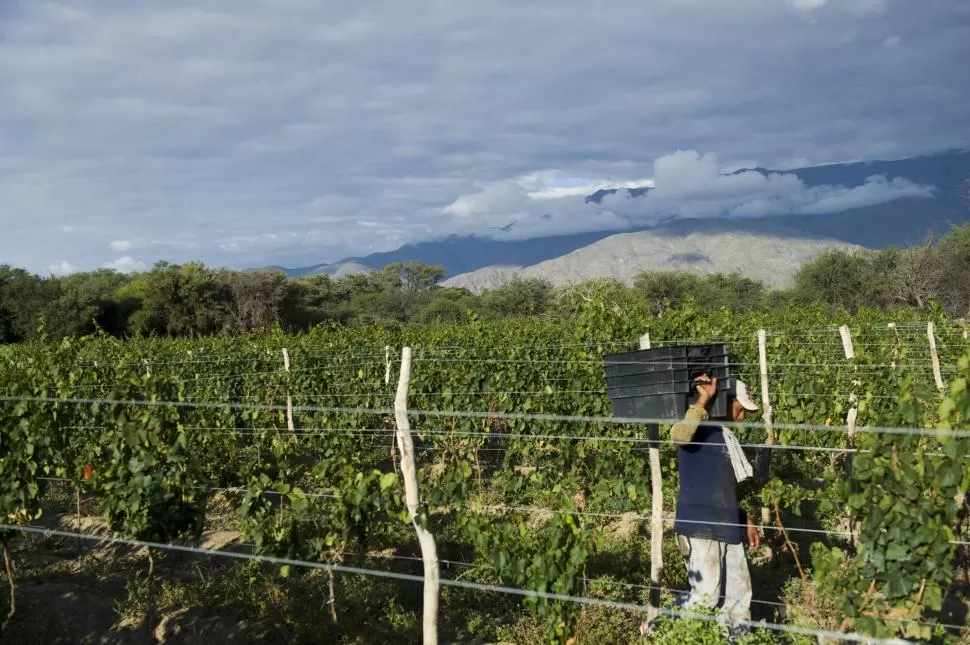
[1, 223, 968, 343]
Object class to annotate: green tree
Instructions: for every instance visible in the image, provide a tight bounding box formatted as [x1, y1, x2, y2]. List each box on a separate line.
[889, 241, 943, 311]
[410, 297, 467, 323]
[411, 287, 478, 323]
[284, 274, 353, 328]
[0, 266, 55, 342]
[0, 265, 24, 342]
[347, 261, 448, 323]
[43, 270, 132, 338]
[380, 261, 445, 293]
[119, 262, 228, 338]
[219, 269, 290, 333]
[789, 249, 897, 312]
[552, 278, 639, 319]
[700, 272, 767, 311]
[348, 290, 407, 326]
[631, 271, 706, 316]
[339, 272, 380, 295]
[481, 277, 554, 318]
[934, 223, 970, 316]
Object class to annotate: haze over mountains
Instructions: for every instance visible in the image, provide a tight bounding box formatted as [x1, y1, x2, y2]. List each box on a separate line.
[276, 149, 970, 289]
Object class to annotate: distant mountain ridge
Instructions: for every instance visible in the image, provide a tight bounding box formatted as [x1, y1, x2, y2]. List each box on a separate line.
[273, 148, 969, 280]
[440, 228, 863, 293]
[277, 230, 631, 278]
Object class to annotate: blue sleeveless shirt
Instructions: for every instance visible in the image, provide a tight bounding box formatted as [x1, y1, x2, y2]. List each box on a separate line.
[673, 423, 744, 544]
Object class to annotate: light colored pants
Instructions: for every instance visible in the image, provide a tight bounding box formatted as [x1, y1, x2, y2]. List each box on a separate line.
[675, 533, 752, 624]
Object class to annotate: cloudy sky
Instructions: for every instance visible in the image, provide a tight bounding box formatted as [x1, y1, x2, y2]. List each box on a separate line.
[2, 0, 968, 275]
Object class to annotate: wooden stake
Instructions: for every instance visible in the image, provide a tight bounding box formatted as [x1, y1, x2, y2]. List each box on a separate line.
[326, 567, 338, 623]
[76, 488, 83, 551]
[385, 345, 392, 386]
[888, 323, 898, 370]
[640, 334, 663, 620]
[757, 329, 774, 531]
[845, 407, 858, 440]
[841, 326, 860, 546]
[282, 348, 294, 432]
[839, 325, 854, 360]
[2, 539, 15, 629]
[840, 326, 857, 441]
[386, 345, 398, 468]
[395, 348, 439, 645]
[928, 322, 945, 391]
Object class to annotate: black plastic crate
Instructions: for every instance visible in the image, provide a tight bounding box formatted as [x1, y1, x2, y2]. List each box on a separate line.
[606, 367, 690, 393]
[603, 344, 732, 421]
[609, 391, 688, 422]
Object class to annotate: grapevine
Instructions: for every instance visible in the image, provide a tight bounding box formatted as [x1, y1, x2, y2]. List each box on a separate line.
[0, 305, 966, 642]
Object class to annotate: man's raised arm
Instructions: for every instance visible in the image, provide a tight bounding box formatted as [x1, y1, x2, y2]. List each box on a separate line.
[670, 404, 709, 444]
[670, 375, 717, 444]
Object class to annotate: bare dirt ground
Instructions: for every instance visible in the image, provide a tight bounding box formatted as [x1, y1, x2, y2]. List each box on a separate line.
[1, 513, 286, 645]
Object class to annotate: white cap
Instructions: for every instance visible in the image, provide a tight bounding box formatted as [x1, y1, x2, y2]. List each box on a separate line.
[734, 380, 759, 411]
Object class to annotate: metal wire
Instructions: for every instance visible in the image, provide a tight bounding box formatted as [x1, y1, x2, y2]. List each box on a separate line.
[0, 523, 912, 644]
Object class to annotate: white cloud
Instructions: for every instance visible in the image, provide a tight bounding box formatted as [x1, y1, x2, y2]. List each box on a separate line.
[521, 171, 655, 199]
[0, 0, 965, 272]
[444, 182, 531, 220]
[103, 256, 147, 274]
[883, 35, 901, 49]
[434, 150, 935, 239]
[790, 0, 827, 11]
[47, 261, 76, 276]
[850, 0, 888, 15]
[790, 0, 887, 14]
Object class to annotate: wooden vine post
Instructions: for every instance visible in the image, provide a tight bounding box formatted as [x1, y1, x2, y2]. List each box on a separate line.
[839, 325, 858, 441]
[887, 323, 899, 370]
[394, 347, 440, 645]
[384, 345, 392, 386]
[839, 325, 860, 546]
[640, 333, 664, 618]
[927, 322, 945, 391]
[756, 329, 774, 534]
[282, 348, 295, 431]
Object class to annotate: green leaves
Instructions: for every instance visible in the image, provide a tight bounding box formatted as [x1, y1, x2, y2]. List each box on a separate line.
[3, 307, 970, 643]
[820, 352, 970, 639]
[380, 472, 397, 491]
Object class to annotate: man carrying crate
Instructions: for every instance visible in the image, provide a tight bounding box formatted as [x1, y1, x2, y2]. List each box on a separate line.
[641, 375, 761, 638]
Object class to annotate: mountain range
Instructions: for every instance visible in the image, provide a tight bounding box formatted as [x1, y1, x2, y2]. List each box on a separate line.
[273, 149, 970, 289]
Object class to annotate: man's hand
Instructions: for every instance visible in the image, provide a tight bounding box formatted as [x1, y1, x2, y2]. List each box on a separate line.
[693, 375, 717, 408]
[746, 517, 761, 551]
